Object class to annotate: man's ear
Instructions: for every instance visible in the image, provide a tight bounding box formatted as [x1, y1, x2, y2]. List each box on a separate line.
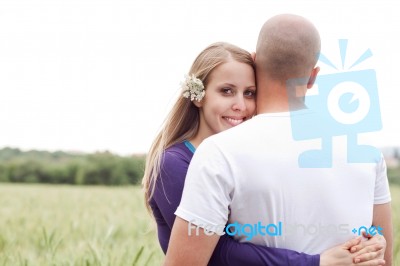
[307, 66, 320, 89]
[251, 52, 256, 62]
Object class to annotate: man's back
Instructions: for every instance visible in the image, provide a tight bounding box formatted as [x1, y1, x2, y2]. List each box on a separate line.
[176, 111, 390, 253]
[167, 14, 392, 265]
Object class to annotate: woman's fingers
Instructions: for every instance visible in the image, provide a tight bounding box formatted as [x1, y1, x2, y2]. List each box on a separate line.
[355, 258, 385, 266]
[354, 247, 385, 263]
[356, 243, 384, 257]
[344, 236, 363, 250]
[351, 235, 386, 253]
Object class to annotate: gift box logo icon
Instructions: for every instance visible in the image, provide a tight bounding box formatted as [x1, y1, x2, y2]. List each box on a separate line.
[289, 40, 382, 168]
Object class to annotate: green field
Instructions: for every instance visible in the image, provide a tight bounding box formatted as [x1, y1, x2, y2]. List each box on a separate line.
[0, 184, 164, 265]
[0, 184, 398, 266]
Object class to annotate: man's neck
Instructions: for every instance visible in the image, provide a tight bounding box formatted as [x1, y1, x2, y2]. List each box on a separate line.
[255, 80, 307, 114]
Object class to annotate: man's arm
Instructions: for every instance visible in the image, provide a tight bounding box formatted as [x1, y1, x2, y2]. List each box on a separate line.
[164, 217, 220, 266]
[372, 202, 393, 266]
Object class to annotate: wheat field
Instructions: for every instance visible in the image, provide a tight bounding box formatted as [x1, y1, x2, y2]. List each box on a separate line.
[0, 184, 398, 265]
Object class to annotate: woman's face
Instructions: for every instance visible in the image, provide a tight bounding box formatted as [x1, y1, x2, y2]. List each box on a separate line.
[196, 60, 256, 138]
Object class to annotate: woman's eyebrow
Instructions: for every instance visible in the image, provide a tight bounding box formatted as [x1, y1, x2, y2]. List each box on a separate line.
[219, 83, 236, 88]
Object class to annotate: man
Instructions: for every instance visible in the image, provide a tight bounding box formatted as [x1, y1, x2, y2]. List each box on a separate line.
[165, 14, 392, 265]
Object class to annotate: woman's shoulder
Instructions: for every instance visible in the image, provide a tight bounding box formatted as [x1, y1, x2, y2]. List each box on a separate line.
[157, 142, 193, 184]
[162, 142, 193, 164]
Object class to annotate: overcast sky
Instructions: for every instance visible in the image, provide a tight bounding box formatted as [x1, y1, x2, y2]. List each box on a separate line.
[0, 0, 399, 155]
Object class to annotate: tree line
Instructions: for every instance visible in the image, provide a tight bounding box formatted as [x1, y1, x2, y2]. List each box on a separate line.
[0, 147, 399, 186]
[0, 147, 145, 185]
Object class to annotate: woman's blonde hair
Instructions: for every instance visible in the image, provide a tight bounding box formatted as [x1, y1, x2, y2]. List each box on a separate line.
[142, 42, 254, 211]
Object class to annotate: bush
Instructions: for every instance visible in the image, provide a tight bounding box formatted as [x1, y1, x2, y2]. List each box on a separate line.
[0, 148, 145, 186]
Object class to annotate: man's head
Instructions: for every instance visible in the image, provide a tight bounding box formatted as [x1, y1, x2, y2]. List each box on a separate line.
[255, 14, 321, 83]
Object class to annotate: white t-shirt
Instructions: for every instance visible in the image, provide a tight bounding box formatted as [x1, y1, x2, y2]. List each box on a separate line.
[175, 111, 391, 254]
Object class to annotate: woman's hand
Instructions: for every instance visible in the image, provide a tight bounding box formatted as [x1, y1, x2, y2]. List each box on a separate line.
[351, 232, 386, 264]
[320, 236, 385, 266]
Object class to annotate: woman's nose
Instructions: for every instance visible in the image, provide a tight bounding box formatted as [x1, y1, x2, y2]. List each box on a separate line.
[232, 96, 246, 111]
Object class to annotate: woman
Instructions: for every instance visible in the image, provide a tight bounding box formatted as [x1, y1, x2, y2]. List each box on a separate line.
[143, 42, 385, 265]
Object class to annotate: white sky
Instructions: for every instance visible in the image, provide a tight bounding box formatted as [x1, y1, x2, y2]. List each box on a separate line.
[0, 0, 399, 155]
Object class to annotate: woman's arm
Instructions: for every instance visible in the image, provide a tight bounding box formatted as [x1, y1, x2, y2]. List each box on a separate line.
[320, 236, 386, 266]
[209, 235, 319, 266]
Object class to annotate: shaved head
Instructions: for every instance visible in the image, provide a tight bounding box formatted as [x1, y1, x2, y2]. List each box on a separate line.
[256, 14, 321, 81]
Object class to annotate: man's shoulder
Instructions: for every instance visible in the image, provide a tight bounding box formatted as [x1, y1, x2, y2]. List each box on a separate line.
[214, 118, 257, 139]
[199, 119, 259, 154]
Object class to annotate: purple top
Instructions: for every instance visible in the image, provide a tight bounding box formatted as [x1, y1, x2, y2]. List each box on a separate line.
[149, 141, 319, 265]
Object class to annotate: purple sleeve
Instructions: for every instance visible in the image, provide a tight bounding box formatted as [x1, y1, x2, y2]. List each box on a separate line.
[150, 149, 190, 253]
[209, 236, 319, 266]
[151, 147, 320, 266]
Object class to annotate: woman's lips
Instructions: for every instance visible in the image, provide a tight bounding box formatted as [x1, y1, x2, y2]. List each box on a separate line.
[223, 116, 245, 126]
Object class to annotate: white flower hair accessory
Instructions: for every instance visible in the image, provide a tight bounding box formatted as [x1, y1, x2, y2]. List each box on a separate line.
[181, 74, 205, 102]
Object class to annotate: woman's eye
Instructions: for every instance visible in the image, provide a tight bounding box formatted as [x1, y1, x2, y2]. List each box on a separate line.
[221, 88, 233, 94]
[244, 90, 256, 98]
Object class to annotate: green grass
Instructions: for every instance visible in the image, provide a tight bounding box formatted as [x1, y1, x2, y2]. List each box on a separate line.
[0, 184, 163, 266]
[0, 184, 398, 265]
[391, 184, 400, 265]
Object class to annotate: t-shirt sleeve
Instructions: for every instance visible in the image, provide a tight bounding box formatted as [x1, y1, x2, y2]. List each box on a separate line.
[374, 154, 391, 204]
[209, 234, 320, 266]
[175, 138, 233, 234]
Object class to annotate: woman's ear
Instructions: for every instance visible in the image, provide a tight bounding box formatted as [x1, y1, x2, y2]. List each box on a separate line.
[192, 99, 203, 108]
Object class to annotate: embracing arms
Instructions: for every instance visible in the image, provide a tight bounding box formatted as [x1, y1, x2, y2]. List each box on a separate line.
[152, 149, 319, 265]
[155, 148, 386, 266]
[165, 217, 386, 266]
